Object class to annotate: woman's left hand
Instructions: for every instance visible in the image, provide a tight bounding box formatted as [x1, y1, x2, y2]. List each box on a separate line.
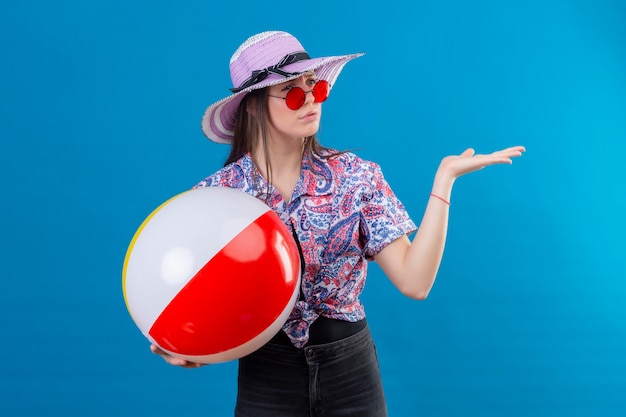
[438, 146, 525, 181]
[376, 145, 525, 299]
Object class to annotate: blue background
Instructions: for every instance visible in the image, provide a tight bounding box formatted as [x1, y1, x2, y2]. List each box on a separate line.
[2, 0, 625, 416]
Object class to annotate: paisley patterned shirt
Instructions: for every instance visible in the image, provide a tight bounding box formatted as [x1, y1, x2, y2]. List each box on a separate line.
[194, 151, 416, 347]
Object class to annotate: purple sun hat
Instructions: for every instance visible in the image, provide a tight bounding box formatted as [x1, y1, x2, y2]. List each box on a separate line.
[201, 31, 364, 144]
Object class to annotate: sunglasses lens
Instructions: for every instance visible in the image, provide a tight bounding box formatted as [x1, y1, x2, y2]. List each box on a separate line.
[285, 88, 305, 110]
[282, 80, 330, 110]
[313, 80, 330, 103]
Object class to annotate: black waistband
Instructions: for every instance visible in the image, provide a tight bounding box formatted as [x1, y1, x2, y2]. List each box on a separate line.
[270, 317, 367, 347]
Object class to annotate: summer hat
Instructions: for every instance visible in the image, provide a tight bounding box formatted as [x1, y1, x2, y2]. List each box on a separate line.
[201, 31, 364, 144]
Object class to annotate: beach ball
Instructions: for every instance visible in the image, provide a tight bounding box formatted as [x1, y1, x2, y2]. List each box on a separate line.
[122, 187, 301, 363]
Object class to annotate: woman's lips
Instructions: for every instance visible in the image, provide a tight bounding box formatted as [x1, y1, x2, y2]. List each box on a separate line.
[300, 111, 318, 121]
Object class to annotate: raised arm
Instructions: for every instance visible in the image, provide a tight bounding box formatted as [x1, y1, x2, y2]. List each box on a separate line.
[374, 146, 525, 299]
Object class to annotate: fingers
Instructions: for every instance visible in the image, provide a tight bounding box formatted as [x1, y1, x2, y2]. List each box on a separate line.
[493, 145, 525, 157]
[461, 148, 475, 157]
[477, 146, 525, 163]
[150, 344, 182, 364]
[181, 361, 206, 369]
[150, 344, 205, 368]
[150, 344, 168, 356]
[440, 145, 524, 179]
[508, 145, 526, 152]
[465, 146, 525, 156]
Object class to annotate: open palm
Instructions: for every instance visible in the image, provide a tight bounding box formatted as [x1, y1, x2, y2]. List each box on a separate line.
[440, 146, 525, 179]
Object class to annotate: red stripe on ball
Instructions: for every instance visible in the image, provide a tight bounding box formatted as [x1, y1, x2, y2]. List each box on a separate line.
[148, 210, 300, 355]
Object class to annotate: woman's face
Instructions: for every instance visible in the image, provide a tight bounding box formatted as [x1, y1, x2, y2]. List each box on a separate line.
[265, 74, 322, 142]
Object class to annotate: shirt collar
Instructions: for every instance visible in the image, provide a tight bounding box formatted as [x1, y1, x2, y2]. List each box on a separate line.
[239, 152, 335, 202]
[293, 152, 335, 201]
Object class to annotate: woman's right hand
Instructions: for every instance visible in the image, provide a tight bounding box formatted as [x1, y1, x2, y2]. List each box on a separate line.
[150, 344, 206, 368]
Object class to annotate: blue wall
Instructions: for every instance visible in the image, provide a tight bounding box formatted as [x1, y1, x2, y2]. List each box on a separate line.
[1, 1, 625, 415]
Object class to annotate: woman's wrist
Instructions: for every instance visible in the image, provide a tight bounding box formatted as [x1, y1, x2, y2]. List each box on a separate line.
[429, 193, 451, 206]
[431, 169, 455, 199]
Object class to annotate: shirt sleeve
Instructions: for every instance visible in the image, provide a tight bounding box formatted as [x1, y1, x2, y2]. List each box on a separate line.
[192, 164, 237, 189]
[360, 162, 417, 260]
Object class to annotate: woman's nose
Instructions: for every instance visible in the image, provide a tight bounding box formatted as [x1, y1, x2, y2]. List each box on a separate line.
[303, 86, 316, 104]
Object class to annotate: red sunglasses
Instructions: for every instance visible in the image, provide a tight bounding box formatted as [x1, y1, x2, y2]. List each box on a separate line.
[268, 80, 330, 110]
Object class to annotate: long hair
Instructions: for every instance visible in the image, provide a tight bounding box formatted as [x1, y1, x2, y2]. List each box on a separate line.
[224, 87, 340, 195]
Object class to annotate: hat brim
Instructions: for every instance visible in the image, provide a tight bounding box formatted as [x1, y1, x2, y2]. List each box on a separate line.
[201, 53, 364, 144]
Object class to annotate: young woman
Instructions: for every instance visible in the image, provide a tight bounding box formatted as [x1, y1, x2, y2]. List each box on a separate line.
[151, 31, 525, 416]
